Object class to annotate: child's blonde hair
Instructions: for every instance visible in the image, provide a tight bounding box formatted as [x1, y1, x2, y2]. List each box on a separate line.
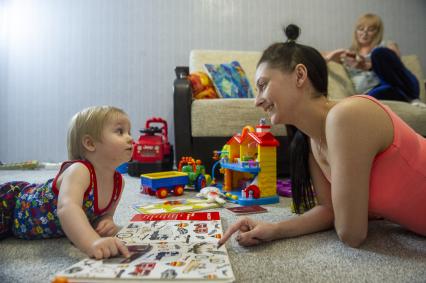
[350, 13, 384, 52]
[67, 106, 127, 160]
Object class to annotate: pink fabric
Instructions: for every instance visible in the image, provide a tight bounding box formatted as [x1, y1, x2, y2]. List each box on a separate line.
[353, 95, 426, 236]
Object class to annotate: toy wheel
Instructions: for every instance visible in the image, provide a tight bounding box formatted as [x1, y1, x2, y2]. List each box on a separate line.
[147, 187, 156, 196]
[141, 185, 149, 194]
[156, 188, 168, 199]
[174, 185, 184, 196]
[245, 185, 260, 199]
[195, 175, 206, 191]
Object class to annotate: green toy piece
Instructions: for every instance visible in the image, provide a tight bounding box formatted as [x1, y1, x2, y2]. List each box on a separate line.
[178, 157, 211, 191]
[0, 160, 40, 170]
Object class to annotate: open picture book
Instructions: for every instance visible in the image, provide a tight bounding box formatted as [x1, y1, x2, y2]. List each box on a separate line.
[55, 212, 235, 282]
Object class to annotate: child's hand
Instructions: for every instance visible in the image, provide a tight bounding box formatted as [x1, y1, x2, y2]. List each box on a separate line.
[88, 237, 130, 259]
[95, 217, 119, 237]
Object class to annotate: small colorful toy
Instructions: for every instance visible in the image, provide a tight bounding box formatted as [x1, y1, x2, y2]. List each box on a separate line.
[128, 117, 173, 177]
[277, 179, 292, 197]
[140, 171, 189, 199]
[213, 119, 280, 205]
[51, 276, 69, 283]
[196, 187, 227, 205]
[0, 160, 39, 170]
[178, 157, 211, 191]
[116, 162, 128, 174]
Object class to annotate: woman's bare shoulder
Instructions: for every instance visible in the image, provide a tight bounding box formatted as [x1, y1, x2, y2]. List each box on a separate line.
[326, 97, 393, 151]
[329, 96, 388, 118]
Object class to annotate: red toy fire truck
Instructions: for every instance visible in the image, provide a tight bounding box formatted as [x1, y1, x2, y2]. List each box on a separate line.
[127, 117, 174, 177]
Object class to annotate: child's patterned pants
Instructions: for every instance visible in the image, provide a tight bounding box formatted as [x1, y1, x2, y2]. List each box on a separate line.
[0, 181, 29, 239]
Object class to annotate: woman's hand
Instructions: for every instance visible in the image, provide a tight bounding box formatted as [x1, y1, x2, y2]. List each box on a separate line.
[324, 48, 372, 70]
[218, 217, 278, 247]
[324, 49, 349, 63]
[87, 237, 130, 259]
[355, 57, 372, 71]
[95, 217, 119, 237]
[347, 54, 372, 71]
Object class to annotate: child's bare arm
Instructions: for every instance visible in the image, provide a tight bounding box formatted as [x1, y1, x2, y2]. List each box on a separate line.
[57, 163, 129, 258]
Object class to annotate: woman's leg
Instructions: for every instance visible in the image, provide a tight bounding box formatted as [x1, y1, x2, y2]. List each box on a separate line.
[0, 181, 29, 239]
[369, 47, 420, 102]
[368, 84, 406, 101]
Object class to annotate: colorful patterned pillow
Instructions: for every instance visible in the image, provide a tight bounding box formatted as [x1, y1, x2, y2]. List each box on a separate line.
[204, 61, 254, 98]
[187, 71, 219, 99]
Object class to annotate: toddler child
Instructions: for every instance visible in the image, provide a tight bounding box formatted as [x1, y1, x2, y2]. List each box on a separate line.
[0, 106, 133, 259]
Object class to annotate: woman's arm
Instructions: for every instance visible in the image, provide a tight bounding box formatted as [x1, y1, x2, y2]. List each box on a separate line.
[322, 49, 350, 64]
[219, 153, 335, 246]
[272, 152, 335, 239]
[325, 98, 393, 247]
[219, 202, 334, 247]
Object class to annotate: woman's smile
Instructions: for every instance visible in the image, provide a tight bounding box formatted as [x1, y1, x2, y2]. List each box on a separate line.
[265, 103, 274, 114]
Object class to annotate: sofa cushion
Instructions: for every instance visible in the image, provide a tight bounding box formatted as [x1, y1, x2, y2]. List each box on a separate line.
[191, 98, 287, 137]
[401, 55, 426, 102]
[327, 62, 356, 99]
[191, 98, 426, 137]
[190, 50, 261, 96]
[204, 61, 254, 98]
[187, 71, 219, 99]
[380, 100, 426, 134]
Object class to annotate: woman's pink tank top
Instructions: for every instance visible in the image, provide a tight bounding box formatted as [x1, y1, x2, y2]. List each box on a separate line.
[354, 95, 426, 236]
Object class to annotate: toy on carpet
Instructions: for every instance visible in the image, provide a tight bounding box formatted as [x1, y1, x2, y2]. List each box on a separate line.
[127, 117, 174, 177]
[140, 171, 189, 199]
[0, 160, 40, 170]
[116, 162, 128, 174]
[212, 119, 280, 206]
[277, 179, 292, 197]
[196, 186, 227, 205]
[177, 157, 211, 191]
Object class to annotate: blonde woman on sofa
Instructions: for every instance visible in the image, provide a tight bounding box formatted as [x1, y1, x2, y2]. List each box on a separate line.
[218, 24, 426, 249]
[323, 13, 425, 107]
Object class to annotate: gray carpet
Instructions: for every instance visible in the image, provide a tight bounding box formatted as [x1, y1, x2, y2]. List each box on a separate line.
[0, 169, 425, 283]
